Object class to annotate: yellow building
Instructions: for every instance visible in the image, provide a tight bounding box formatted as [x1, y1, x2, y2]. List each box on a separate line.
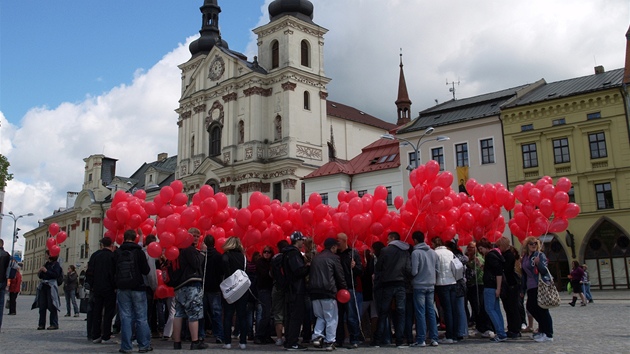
[501, 64, 630, 289]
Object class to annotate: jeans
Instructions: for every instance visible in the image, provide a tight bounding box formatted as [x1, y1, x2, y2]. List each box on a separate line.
[203, 291, 224, 340]
[373, 285, 406, 346]
[223, 296, 248, 345]
[0, 282, 6, 329]
[65, 289, 79, 315]
[435, 284, 458, 340]
[582, 283, 593, 301]
[117, 290, 151, 351]
[9, 292, 18, 314]
[255, 289, 273, 339]
[404, 292, 414, 343]
[483, 288, 506, 339]
[456, 296, 468, 337]
[467, 285, 493, 332]
[337, 290, 362, 344]
[413, 288, 438, 343]
[38, 284, 59, 328]
[312, 298, 338, 344]
[526, 288, 553, 338]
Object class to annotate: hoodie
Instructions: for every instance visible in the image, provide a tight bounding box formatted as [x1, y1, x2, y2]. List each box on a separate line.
[374, 240, 411, 289]
[411, 242, 439, 289]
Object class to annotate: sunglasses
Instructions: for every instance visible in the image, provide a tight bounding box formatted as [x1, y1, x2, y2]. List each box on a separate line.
[528, 242, 537, 246]
[263, 250, 272, 254]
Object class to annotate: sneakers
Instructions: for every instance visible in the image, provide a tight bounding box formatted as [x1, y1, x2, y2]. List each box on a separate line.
[139, 347, 153, 353]
[223, 344, 232, 349]
[275, 338, 285, 346]
[239, 343, 247, 350]
[588, 299, 594, 303]
[481, 330, 496, 338]
[348, 343, 359, 349]
[323, 342, 336, 351]
[580, 302, 587, 306]
[531, 332, 544, 340]
[312, 336, 324, 348]
[534, 334, 553, 343]
[430, 340, 439, 347]
[490, 336, 507, 342]
[286, 344, 308, 351]
[410, 342, 426, 347]
[438, 338, 455, 344]
[396, 344, 409, 348]
[101, 339, 118, 345]
[47, 326, 59, 330]
[191, 341, 208, 350]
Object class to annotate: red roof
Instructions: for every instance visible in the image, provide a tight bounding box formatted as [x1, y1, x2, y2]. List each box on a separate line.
[305, 138, 400, 178]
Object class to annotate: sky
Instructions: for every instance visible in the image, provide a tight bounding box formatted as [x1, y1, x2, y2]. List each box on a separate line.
[0, 0, 628, 253]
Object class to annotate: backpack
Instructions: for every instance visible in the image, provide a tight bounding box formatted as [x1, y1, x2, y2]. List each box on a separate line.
[270, 253, 287, 291]
[116, 249, 138, 289]
[451, 256, 465, 281]
[6, 259, 18, 280]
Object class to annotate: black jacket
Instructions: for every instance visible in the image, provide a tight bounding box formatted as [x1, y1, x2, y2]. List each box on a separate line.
[86, 248, 116, 295]
[222, 249, 246, 277]
[374, 240, 411, 289]
[483, 249, 505, 289]
[282, 245, 310, 295]
[255, 257, 273, 291]
[337, 247, 363, 290]
[309, 249, 347, 299]
[168, 245, 203, 290]
[203, 247, 224, 293]
[115, 241, 150, 291]
[64, 270, 79, 292]
[39, 260, 62, 282]
[0, 247, 9, 283]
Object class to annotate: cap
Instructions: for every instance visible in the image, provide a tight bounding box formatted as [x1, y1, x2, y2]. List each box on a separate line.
[291, 231, 305, 242]
[324, 237, 340, 249]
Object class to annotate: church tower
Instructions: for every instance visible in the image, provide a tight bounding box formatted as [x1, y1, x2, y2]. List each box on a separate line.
[395, 52, 412, 126]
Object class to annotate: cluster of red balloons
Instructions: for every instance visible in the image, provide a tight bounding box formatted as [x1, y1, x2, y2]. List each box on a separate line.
[154, 269, 175, 299]
[45, 223, 67, 257]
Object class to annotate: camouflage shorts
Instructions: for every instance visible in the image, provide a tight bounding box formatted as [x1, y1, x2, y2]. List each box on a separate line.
[174, 283, 203, 321]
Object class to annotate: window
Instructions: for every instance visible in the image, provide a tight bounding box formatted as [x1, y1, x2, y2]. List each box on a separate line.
[431, 147, 444, 171]
[568, 186, 575, 203]
[521, 124, 534, 131]
[209, 125, 222, 157]
[553, 138, 570, 164]
[455, 143, 469, 167]
[386, 186, 393, 206]
[88, 173, 93, 182]
[273, 182, 282, 202]
[321, 193, 328, 205]
[522, 143, 538, 168]
[274, 115, 282, 141]
[589, 132, 607, 159]
[300, 40, 310, 67]
[238, 120, 244, 144]
[65, 248, 69, 263]
[552, 118, 566, 126]
[408, 151, 418, 168]
[271, 40, 279, 69]
[303, 91, 310, 110]
[480, 138, 495, 164]
[595, 183, 613, 209]
[587, 112, 601, 120]
[357, 190, 367, 197]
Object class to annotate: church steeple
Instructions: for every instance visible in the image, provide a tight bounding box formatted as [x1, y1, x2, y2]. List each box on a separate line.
[189, 0, 229, 57]
[395, 51, 412, 126]
[624, 25, 630, 85]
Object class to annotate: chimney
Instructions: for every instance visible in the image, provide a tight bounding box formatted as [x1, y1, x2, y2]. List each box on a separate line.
[157, 153, 168, 161]
[594, 65, 605, 75]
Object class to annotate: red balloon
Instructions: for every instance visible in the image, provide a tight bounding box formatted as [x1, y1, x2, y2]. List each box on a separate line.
[49, 244, 61, 257]
[171, 192, 189, 207]
[165, 246, 180, 261]
[147, 242, 163, 258]
[199, 185, 215, 200]
[170, 180, 184, 194]
[46, 237, 57, 250]
[563, 203, 581, 219]
[336, 289, 351, 303]
[552, 191, 569, 213]
[436, 171, 454, 189]
[308, 193, 322, 207]
[159, 232, 176, 248]
[214, 193, 228, 210]
[556, 177, 572, 193]
[134, 189, 147, 200]
[394, 196, 404, 210]
[374, 186, 388, 200]
[236, 209, 252, 229]
[548, 217, 568, 233]
[430, 187, 446, 204]
[155, 284, 169, 299]
[48, 223, 60, 236]
[56, 231, 68, 244]
[160, 186, 175, 203]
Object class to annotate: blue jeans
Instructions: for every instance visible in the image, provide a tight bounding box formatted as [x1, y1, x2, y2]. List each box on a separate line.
[435, 284, 458, 340]
[0, 282, 6, 329]
[483, 288, 506, 339]
[374, 285, 406, 346]
[582, 283, 592, 301]
[117, 290, 151, 351]
[456, 296, 467, 337]
[203, 291, 224, 340]
[337, 290, 362, 344]
[413, 288, 438, 343]
[65, 289, 79, 315]
[312, 298, 338, 343]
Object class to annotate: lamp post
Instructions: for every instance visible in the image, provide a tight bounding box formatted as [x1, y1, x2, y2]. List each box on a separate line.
[1, 211, 34, 257]
[382, 127, 450, 169]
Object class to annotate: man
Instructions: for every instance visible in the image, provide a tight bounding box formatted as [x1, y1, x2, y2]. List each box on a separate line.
[167, 228, 207, 350]
[309, 238, 347, 351]
[410, 231, 439, 347]
[86, 237, 117, 345]
[371, 232, 411, 348]
[282, 231, 310, 351]
[143, 235, 159, 337]
[271, 239, 290, 346]
[335, 233, 363, 348]
[0, 239, 10, 330]
[8, 262, 22, 315]
[433, 237, 459, 344]
[115, 229, 152, 353]
[202, 234, 224, 344]
[465, 241, 495, 338]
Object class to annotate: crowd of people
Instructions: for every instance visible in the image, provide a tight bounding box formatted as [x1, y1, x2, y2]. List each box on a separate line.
[8, 227, 599, 351]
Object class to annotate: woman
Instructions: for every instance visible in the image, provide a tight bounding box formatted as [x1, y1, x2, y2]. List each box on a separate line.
[568, 261, 587, 307]
[446, 241, 469, 340]
[476, 239, 507, 342]
[8, 264, 22, 315]
[221, 237, 249, 349]
[581, 264, 593, 303]
[34, 250, 62, 330]
[64, 265, 80, 317]
[521, 237, 554, 343]
[255, 246, 275, 344]
[432, 237, 459, 344]
[495, 237, 522, 338]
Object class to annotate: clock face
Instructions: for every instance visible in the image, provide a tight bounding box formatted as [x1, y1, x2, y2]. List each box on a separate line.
[208, 57, 225, 81]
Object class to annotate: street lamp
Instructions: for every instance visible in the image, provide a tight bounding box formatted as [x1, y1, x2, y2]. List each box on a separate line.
[1, 211, 34, 257]
[382, 127, 450, 169]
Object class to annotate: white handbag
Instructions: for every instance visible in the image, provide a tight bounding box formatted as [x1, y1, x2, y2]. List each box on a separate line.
[220, 256, 251, 304]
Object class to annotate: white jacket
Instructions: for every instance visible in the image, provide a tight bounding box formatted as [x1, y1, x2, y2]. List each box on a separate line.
[435, 246, 456, 286]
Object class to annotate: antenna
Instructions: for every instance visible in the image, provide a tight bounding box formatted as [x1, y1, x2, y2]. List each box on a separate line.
[446, 78, 460, 100]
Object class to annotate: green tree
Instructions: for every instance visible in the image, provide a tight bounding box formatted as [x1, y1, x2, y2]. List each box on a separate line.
[0, 154, 14, 190]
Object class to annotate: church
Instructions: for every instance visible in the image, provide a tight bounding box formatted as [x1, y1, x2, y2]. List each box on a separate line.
[175, 0, 398, 207]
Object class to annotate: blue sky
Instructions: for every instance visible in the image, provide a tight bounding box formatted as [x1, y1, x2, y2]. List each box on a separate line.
[0, 0, 628, 251]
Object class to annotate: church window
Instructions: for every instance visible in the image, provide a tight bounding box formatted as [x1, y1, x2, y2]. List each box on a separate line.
[209, 125, 222, 157]
[301, 40, 310, 67]
[238, 120, 244, 144]
[271, 40, 279, 69]
[304, 91, 310, 110]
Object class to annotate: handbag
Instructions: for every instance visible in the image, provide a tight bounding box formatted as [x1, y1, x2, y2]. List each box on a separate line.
[220, 255, 251, 304]
[537, 266, 560, 309]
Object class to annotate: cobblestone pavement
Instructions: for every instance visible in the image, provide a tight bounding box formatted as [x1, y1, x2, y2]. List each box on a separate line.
[1, 290, 629, 354]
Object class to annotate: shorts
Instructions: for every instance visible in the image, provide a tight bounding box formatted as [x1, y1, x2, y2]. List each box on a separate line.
[174, 283, 203, 321]
[272, 285, 286, 324]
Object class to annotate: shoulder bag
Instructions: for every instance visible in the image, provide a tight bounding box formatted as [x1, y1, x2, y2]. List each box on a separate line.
[220, 255, 251, 304]
[537, 266, 560, 309]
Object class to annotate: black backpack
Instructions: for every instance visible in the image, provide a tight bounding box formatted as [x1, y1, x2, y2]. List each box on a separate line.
[270, 253, 287, 291]
[116, 249, 137, 289]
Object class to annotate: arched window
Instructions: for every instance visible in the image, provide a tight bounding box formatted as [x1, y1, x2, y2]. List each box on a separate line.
[238, 120, 244, 144]
[303, 91, 310, 110]
[209, 125, 222, 157]
[274, 115, 282, 141]
[206, 179, 220, 194]
[271, 40, 279, 69]
[301, 40, 310, 67]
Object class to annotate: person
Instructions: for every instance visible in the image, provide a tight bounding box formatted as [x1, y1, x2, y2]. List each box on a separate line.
[201, 234, 224, 344]
[34, 250, 62, 330]
[476, 239, 507, 342]
[409, 231, 439, 347]
[115, 229, 152, 354]
[282, 231, 311, 351]
[446, 241, 469, 340]
[359, 248, 377, 342]
[8, 263, 22, 315]
[0, 239, 10, 330]
[86, 237, 117, 344]
[568, 261, 587, 307]
[167, 228, 207, 350]
[433, 237, 459, 344]
[309, 237, 347, 350]
[371, 232, 411, 348]
[521, 236, 554, 343]
[142, 235, 159, 337]
[64, 265, 80, 317]
[271, 239, 290, 346]
[220, 236, 249, 350]
[254, 245, 275, 345]
[465, 241, 495, 339]
[581, 264, 593, 303]
[495, 237, 522, 339]
[335, 233, 363, 348]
